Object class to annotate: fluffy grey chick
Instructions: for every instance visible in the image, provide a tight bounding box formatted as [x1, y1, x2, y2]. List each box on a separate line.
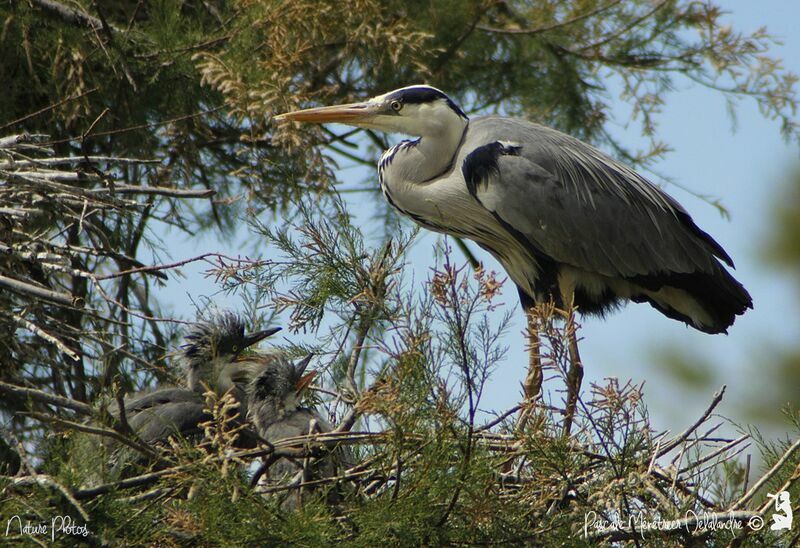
[78, 314, 281, 484]
[122, 313, 280, 446]
[247, 354, 350, 510]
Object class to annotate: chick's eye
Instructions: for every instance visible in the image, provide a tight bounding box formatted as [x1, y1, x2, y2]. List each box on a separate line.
[390, 100, 402, 112]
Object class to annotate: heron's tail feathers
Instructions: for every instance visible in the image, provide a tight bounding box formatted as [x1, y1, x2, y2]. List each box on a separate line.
[632, 266, 753, 334]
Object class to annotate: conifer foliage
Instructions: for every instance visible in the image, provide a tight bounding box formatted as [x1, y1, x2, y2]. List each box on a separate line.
[1, 1, 798, 544]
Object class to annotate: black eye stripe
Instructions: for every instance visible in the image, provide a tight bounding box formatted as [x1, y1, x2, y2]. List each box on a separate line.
[383, 86, 467, 119]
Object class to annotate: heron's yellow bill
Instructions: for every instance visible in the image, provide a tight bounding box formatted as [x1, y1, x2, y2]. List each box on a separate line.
[274, 102, 381, 124]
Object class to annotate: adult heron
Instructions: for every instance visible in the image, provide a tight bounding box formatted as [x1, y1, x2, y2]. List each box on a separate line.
[275, 85, 752, 432]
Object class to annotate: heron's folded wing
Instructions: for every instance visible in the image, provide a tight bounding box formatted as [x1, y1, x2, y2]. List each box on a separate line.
[467, 117, 732, 278]
[115, 388, 201, 416]
[128, 400, 209, 444]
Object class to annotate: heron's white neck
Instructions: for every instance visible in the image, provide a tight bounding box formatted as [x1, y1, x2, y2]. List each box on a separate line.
[381, 117, 467, 184]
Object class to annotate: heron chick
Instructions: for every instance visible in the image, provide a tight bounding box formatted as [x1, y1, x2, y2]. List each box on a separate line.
[181, 312, 281, 394]
[72, 314, 282, 485]
[122, 313, 281, 446]
[248, 354, 350, 510]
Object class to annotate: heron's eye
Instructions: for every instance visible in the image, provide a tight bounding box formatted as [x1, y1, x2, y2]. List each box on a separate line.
[231, 344, 239, 353]
[390, 100, 402, 112]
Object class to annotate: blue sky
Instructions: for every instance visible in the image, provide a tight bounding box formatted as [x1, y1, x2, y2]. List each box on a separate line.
[157, 1, 800, 440]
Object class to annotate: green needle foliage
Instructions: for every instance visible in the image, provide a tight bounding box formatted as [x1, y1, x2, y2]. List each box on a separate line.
[1, 0, 799, 545]
[5, 197, 798, 545]
[2, 0, 798, 408]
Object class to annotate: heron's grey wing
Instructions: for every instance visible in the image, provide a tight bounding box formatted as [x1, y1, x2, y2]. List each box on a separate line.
[258, 409, 348, 510]
[114, 388, 200, 416]
[128, 399, 210, 444]
[464, 116, 731, 278]
[264, 409, 332, 442]
[299, 409, 355, 471]
[263, 409, 347, 476]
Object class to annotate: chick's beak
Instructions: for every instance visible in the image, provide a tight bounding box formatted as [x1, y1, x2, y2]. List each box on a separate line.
[242, 326, 281, 350]
[274, 101, 383, 125]
[295, 371, 317, 395]
[293, 353, 316, 395]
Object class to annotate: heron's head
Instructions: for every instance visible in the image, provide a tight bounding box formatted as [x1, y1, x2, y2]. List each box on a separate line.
[181, 312, 281, 390]
[275, 85, 468, 138]
[247, 354, 316, 423]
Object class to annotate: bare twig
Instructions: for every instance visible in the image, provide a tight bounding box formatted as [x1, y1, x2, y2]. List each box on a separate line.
[94, 253, 264, 281]
[731, 436, 800, 510]
[0, 381, 92, 415]
[657, 386, 726, 458]
[11, 312, 80, 360]
[0, 89, 97, 132]
[0, 274, 77, 306]
[90, 185, 215, 198]
[478, 0, 624, 35]
[25, 412, 162, 463]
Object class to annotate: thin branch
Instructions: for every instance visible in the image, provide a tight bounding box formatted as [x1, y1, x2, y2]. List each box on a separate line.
[0, 89, 98, 132]
[575, 0, 671, 52]
[89, 185, 215, 198]
[11, 312, 80, 360]
[0, 381, 92, 414]
[0, 156, 157, 168]
[25, 412, 161, 463]
[476, 404, 522, 433]
[478, 0, 624, 35]
[731, 436, 800, 510]
[0, 274, 77, 306]
[657, 386, 726, 458]
[678, 434, 750, 475]
[93, 252, 261, 281]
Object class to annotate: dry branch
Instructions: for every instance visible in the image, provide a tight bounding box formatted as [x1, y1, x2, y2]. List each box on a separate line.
[0, 381, 92, 414]
[0, 274, 77, 306]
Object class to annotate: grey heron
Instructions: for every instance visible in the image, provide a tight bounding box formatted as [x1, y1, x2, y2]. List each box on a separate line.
[87, 314, 281, 481]
[180, 312, 282, 398]
[247, 354, 350, 510]
[275, 85, 752, 432]
[120, 313, 281, 446]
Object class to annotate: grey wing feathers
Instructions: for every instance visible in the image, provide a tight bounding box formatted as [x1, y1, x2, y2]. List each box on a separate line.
[264, 409, 351, 471]
[258, 408, 351, 510]
[468, 116, 732, 278]
[128, 399, 209, 444]
[108, 388, 209, 444]
[113, 388, 201, 416]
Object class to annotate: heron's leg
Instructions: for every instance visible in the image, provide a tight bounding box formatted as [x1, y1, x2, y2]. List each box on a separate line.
[516, 304, 542, 433]
[523, 307, 543, 400]
[562, 303, 584, 437]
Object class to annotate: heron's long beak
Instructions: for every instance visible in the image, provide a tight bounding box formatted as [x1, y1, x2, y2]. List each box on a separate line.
[242, 326, 281, 350]
[274, 102, 382, 125]
[293, 354, 316, 395]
